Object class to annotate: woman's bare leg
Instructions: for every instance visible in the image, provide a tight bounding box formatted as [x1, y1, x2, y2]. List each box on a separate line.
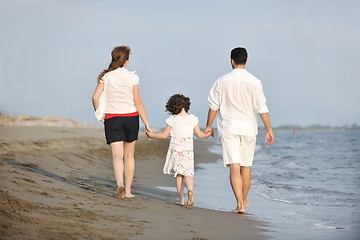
[110, 142, 124, 188]
[123, 141, 136, 198]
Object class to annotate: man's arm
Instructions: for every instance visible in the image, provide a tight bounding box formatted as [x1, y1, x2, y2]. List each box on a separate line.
[259, 113, 274, 146]
[207, 79, 221, 138]
[205, 109, 217, 137]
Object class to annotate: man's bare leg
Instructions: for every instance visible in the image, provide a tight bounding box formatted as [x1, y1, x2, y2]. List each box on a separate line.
[230, 163, 245, 213]
[241, 166, 251, 208]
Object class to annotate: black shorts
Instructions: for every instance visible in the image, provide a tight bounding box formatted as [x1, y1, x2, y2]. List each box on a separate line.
[104, 116, 139, 144]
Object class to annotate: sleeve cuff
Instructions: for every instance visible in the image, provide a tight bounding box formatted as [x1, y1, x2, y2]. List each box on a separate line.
[208, 102, 219, 111]
[194, 116, 199, 126]
[258, 105, 269, 114]
[165, 117, 173, 127]
[133, 74, 139, 85]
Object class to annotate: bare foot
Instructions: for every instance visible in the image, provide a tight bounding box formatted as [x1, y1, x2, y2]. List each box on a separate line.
[116, 185, 125, 199]
[244, 198, 250, 208]
[176, 196, 184, 206]
[124, 194, 135, 199]
[232, 205, 245, 214]
[186, 190, 194, 208]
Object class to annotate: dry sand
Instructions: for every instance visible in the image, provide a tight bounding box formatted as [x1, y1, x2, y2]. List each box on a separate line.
[0, 126, 267, 240]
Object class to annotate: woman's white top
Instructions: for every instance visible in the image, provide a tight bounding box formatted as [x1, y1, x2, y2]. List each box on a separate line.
[95, 68, 139, 121]
[166, 114, 199, 138]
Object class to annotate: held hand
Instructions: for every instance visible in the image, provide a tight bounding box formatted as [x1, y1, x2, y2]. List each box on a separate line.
[204, 127, 214, 139]
[205, 131, 214, 139]
[145, 132, 152, 140]
[100, 116, 105, 123]
[265, 131, 274, 146]
[145, 125, 152, 134]
[145, 126, 152, 140]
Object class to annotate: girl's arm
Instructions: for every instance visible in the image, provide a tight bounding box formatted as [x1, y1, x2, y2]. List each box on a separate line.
[92, 82, 104, 111]
[146, 125, 172, 140]
[133, 84, 151, 133]
[194, 124, 213, 139]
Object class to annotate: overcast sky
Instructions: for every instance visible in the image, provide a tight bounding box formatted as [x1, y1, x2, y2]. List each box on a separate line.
[1, 0, 359, 128]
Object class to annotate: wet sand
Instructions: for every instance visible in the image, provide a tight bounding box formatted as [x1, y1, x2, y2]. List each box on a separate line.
[0, 126, 267, 240]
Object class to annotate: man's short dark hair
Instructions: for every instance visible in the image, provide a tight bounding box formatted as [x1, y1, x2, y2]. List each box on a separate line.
[231, 47, 248, 65]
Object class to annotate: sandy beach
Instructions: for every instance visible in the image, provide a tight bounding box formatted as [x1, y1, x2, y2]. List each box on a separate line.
[0, 126, 267, 240]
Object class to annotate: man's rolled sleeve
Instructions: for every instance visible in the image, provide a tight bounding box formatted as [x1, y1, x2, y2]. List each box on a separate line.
[258, 105, 269, 114]
[208, 80, 220, 110]
[255, 83, 269, 114]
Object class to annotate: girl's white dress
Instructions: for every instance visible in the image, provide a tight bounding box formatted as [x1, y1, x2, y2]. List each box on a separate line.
[163, 114, 199, 177]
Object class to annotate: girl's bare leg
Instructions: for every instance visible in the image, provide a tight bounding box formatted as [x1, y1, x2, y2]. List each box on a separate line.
[176, 174, 184, 205]
[123, 141, 136, 198]
[184, 176, 194, 208]
[184, 176, 193, 192]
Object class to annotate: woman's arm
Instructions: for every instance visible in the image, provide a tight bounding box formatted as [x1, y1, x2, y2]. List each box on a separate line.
[194, 124, 213, 139]
[133, 84, 151, 132]
[146, 125, 172, 140]
[92, 82, 104, 111]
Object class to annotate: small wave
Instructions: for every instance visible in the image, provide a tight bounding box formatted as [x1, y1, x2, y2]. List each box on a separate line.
[254, 153, 282, 161]
[314, 223, 347, 230]
[282, 161, 309, 170]
[280, 146, 293, 149]
[156, 186, 177, 192]
[254, 190, 293, 204]
[253, 178, 360, 207]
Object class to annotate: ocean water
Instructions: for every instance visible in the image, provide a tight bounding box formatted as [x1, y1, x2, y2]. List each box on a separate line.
[159, 130, 360, 239]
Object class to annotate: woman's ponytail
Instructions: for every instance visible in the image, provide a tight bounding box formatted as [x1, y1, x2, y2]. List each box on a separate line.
[97, 46, 131, 83]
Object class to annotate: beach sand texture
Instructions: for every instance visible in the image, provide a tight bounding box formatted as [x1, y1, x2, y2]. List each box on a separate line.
[0, 126, 266, 240]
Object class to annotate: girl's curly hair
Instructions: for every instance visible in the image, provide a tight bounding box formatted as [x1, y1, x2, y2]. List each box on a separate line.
[165, 94, 191, 115]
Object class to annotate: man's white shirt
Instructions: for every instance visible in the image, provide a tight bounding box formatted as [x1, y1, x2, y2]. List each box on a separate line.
[208, 68, 269, 138]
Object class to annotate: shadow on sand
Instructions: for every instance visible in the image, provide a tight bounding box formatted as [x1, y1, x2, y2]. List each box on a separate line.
[2, 158, 176, 203]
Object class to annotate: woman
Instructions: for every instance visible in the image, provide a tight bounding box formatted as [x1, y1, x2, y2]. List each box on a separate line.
[92, 46, 151, 199]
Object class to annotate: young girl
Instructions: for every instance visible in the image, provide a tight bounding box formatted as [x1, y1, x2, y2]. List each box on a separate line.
[146, 94, 212, 208]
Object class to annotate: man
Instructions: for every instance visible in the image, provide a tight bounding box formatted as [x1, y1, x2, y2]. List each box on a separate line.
[205, 47, 274, 214]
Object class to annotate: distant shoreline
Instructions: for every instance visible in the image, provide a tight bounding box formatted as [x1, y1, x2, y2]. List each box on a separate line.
[0, 111, 98, 129]
[259, 125, 360, 132]
[2, 110, 359, 132]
